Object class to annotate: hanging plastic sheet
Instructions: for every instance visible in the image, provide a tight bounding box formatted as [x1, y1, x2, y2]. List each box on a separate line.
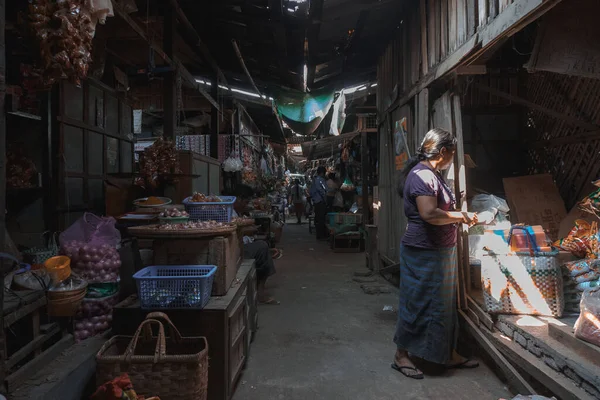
[274, 87, 335, 135]
[329, 91, 347, 136]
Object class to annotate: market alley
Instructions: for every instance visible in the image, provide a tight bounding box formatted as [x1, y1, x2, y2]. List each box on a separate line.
[233, 222, 512, 400]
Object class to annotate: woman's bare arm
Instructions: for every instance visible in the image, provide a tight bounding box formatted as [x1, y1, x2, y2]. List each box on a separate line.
[416, 196, 466, 226]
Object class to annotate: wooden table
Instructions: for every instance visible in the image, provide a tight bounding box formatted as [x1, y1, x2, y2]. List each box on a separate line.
[113, 260, 258, 400]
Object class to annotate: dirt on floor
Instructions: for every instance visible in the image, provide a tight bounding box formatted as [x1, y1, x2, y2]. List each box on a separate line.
[233, 221, 512, 400]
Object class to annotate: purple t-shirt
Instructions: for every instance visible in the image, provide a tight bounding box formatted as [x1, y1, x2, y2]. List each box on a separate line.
[401, 163, 457, 249]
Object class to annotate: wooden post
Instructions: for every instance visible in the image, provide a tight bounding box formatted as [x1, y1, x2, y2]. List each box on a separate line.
[0, 0, 6, 391]
[163, 4, 176, 139]
[361, 130, 369, 226]
[210, 75, 219, 160]
[452, 94, 469, 310]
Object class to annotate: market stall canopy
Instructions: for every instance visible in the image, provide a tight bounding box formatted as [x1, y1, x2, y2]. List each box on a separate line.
[302, 131, 361, 160]
[274, 87, 335, 135]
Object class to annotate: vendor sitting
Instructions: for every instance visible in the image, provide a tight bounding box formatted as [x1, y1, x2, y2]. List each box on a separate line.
[229, 185, 279, 305]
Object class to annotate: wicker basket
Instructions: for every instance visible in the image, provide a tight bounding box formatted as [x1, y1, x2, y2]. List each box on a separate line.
[96, 312, 208, 400]
[481, 250, 564, 317]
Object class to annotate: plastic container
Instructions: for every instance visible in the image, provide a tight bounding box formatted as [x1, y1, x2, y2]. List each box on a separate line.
[133, 265, 217, 310]
[183, 196, 236, 223]
[44, 256, 72, 283]
[326, 212, 338, 226]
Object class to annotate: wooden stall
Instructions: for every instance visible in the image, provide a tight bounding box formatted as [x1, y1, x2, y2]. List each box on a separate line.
[113, 260, 258, 400]
[375, 0, 600, 398]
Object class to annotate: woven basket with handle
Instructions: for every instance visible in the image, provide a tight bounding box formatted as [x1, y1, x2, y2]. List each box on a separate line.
[96, 312, 208, 400]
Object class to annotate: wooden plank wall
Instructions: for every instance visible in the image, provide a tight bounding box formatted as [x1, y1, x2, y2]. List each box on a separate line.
[376, 0, 519, 115]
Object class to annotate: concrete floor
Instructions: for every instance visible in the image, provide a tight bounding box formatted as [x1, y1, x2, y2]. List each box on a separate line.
[233, 222, 513, 400]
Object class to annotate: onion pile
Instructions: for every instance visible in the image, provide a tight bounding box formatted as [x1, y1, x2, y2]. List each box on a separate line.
[159, 207, 188, 218]
[153, 221, 232, 231]
[73, 293, 118, 342]
[60, 241, 121, 283]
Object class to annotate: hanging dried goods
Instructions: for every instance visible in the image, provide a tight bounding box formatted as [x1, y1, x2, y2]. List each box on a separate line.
[138, 137, 181, 190]
[27, 0, 96, 87]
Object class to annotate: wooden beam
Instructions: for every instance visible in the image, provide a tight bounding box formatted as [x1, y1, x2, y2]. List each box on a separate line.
[467, 295, 494, 330]
[420, 0, 429, 75]
[5, 323, 60, 370]
[381, 0, 561, 118]
[487, 326, 592, 400]
[232, 40, 286, 142]
[452, 94, 469, 309]
[383, 34, 478, 117]
[480, 0, 542, 46]
[529, 130, 600, 149]
[0, 0, 6, 390]
[169, 0, 229, 88]
[110, 0, 220, 111]
[547, 323, 600, 366]
[476, 84, 600, 131]
[459, 310, 537, 395]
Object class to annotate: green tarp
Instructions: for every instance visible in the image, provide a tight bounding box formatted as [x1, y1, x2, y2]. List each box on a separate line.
[274, 87, 335, 135]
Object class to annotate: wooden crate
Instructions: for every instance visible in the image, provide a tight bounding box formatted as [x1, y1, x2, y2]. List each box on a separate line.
[113, 260, 258, 400]
[153, 233, 241, 296]
[332, 233, 363, 253]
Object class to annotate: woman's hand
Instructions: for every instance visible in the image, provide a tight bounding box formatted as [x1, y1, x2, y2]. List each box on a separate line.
[462, 212, 478, 227]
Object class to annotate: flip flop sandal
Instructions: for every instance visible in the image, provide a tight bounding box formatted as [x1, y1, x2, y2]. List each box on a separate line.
[446, 359, 479, 369]
[391, 363, 424, 380]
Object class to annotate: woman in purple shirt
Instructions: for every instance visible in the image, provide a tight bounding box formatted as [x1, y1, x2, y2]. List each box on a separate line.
[391, 128, 479, 379]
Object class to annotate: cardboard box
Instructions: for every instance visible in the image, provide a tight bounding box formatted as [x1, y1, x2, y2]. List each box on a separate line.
[503, 174, 567, 241]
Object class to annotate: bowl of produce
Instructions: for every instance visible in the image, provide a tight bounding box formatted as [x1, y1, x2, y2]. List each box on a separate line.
[158, 207, 190, 224]
[188, 192, 223, 203]
[133, 196, 172, 208]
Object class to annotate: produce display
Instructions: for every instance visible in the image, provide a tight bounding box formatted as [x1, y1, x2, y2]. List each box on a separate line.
[251, 198, 270, 212]
[159, 207, 188, 218]
[232, 217, 255, 225]
[189, 192, 223, 203]
[60, 242, 121, 283]
[74, 293, 118, 342]
[151, 221, 232, 231]
[27, 0, 95, 87]
[139, 196, 167, 206]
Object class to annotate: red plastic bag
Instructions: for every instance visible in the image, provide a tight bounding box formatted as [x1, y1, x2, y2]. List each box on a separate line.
[59, 213, 120, 248]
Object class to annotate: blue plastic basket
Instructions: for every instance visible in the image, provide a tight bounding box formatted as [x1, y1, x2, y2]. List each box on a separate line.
[182, 196, 236, 222]
[133, 265, 217, 310]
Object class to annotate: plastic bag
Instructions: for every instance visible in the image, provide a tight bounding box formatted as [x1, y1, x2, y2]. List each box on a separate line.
[470, 194, 510, 214]
[554, 220, 599, 259]
[574, 288, 600, 347]
[59, 213, 121, 248]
